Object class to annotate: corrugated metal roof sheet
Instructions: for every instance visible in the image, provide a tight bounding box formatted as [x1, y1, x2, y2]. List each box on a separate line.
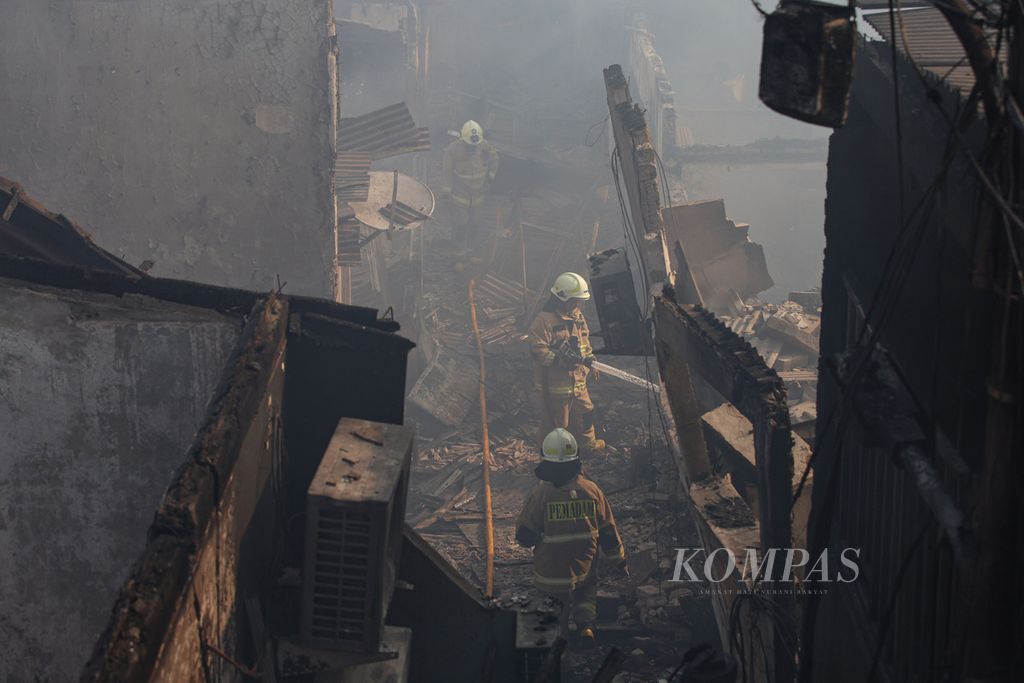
[865, 7, 1004, 95]
[859, 1, 930, 8]
[334, 151, 372, 203]
[337, 215, 363, 266]
[338, 102, 431, 159]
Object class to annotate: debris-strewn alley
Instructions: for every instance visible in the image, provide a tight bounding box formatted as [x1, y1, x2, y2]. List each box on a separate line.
[2, 1, 1022, 682]
[403, 208, 719, 678]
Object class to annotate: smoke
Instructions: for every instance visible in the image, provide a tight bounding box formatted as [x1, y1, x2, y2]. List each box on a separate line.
[335, 0, 829, 298]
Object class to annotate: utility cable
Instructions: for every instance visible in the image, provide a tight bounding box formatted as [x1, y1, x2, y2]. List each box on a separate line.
[890, 0, 909, 224]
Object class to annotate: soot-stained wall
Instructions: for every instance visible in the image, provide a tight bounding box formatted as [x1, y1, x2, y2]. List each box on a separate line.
[0, 0, 336, 297]
[0, 280, 240, 681]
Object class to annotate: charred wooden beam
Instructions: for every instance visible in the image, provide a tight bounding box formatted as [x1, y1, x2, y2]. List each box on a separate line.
[653, 286, 796, 682]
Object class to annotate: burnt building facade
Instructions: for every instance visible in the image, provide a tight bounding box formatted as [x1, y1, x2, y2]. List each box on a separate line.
[801, 9, 1021, 681]
[0, 178, 412, 680]
[1, 177, 559, 682]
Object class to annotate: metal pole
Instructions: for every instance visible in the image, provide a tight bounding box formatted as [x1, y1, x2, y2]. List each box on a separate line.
[518, 197, 528, 314]
[468, 278, 495, 597]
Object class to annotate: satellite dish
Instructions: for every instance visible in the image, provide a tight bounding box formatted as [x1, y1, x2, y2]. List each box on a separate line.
[349, 171, 435, 232]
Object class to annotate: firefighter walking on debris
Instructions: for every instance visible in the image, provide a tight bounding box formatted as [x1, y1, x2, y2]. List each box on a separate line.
[516, 428, 627, 648]
[440, 119, 499, 272]
[528, 272, 606, 453]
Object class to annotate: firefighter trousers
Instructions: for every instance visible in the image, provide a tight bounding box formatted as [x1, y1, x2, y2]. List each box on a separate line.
[542, 571, 598, 633]
[536, 384, 597, 449]
[449, 196, 486, 253]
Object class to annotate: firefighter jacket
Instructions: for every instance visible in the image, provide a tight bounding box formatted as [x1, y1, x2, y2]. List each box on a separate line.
[440, 139, 498, 207]
[528, 308, 595, 398]
[515, 474, 625, 592]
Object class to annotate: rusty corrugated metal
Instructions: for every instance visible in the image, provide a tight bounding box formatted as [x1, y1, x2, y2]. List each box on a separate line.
[866, 7, 1004, 95]
[338, 102, 431, 159]
[337, 217, 363, 266]
[334, 151, 372, 203]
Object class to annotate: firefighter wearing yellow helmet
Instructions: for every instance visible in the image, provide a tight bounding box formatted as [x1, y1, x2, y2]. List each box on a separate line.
[528, 272, 606, 453]
[440, 120, 498, 271]
[516, 428, 627, 648]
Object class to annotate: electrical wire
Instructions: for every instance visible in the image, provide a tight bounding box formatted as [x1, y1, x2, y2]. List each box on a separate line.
[790, 84, 967, 508]
[585, 115, 609, 147]
[609, 145, 667, 568]
[889, 0, 909, 224]
[798, 5, 1024, 676]
[866, 522, 934, 681]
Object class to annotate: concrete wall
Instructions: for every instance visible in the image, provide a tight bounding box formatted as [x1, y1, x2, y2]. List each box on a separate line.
[0, 279, 240, 682]
[0, 0, 336, 297]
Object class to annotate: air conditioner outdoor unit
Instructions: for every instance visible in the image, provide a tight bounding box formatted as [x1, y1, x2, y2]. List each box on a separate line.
[302, 417, 413, 653]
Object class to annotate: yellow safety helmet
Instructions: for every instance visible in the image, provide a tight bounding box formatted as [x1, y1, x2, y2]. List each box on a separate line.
[542, 428, 579, 462]
[551, 272, 591, 302]
[460, 120, 483, 145]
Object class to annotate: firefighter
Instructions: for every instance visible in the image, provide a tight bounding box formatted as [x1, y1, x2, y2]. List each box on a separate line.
[516, 428, 627, 648]
[528, 272, 605, 453]
[440, 120, 498, 272]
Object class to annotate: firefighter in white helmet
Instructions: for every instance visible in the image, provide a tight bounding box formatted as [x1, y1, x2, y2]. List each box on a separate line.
[528, 272, 606, 453]
[516, 428, 627, 648]
[440, 120, 498, 272]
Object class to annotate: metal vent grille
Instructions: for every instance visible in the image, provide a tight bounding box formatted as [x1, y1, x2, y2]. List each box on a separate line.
[310, 507, 372, 644]
[303, 419, 413, 653]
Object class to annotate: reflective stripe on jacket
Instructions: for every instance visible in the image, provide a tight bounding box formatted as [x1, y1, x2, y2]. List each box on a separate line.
[441, 139, 498, 202]
[528, 308, 594, 396]
[516, 475, 625, 592]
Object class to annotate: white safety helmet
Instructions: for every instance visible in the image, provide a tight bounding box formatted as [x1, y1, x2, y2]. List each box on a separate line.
[460, 120, 483, 145]
[550, 272, 591, 302]
[542, 428, 579, 463]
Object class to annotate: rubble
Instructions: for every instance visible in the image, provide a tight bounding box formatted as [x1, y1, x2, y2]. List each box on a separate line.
[661, 199, 775, 314]
[764, 301, 821, 355]
[717, 296, 822, 419]
[788, 288, 822, 311]
[404, 242, 717, 676]
[407, 349, 479, 427]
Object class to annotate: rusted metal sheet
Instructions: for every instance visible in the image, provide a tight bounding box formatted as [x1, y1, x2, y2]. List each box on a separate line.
[472, 272, 531, 311]
[338, 102, 431, 159]
[865, 6, 1004, 95]
[380, 200, 431, 226]
[337, 215, 364, 266]
[335, 152, 372, 203]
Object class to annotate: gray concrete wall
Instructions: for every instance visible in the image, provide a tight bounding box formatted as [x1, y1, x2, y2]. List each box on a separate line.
[0, 0, 336, 297]
[0, 280, 240, 682]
